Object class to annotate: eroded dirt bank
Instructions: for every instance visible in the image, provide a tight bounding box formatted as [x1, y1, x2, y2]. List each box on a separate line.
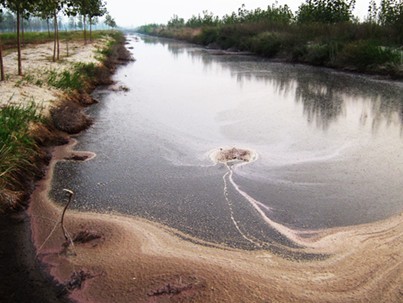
[30, 140, 403, 303]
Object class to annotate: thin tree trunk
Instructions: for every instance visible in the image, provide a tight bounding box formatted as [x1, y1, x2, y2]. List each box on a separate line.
[21, 16, 25, 47]
[89, 17, 92, 42]
[53, 14, 57, 62]
[66, 30, 69, 57]
[55, 11, 60, 60]
[83, 15, 87, 44]
[47, 19, 51, 38]
[0, 42, 5, 81]
[17, 10, 22, 76]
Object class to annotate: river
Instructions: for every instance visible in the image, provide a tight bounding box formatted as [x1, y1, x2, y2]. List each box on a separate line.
[50, 35, 403, 253]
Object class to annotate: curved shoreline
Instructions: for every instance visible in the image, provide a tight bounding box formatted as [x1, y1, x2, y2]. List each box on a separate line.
[28, 138, 403, 302]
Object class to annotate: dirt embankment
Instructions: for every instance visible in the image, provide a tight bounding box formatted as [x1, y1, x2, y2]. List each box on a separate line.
[0, 33, 132, 303]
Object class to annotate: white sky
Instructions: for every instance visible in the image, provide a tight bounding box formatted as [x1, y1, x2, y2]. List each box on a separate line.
[106, 0, 371, 28]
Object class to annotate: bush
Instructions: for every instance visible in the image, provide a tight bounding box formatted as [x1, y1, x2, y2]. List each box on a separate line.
[337, 40, 400, 70]
[249, 32, 284, 57]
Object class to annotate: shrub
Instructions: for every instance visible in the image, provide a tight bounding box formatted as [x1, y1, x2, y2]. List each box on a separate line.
[337, 40, 400, 70]
[249, 32, 284, 57]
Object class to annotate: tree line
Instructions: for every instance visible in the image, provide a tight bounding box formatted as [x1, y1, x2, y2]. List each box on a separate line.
[165, 0, 402, 32]
[139, 0, 403, 77]
[0, 0, 117, 81]
[0, 10, 115, 32]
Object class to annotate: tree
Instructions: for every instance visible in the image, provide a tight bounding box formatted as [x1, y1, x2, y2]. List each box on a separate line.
[87, 0, 105, 40]
[167, 14, 185, 28]
[0, 1, 5, 81]
[104, 13, 116, 29]
[379, 0, 402, 25]
[379, 0, 403, 43]
[2, 0, 38, 75]
[36, 0, 66, 62]
[297, 0, 356, 23]
[366, 0, 379, 23]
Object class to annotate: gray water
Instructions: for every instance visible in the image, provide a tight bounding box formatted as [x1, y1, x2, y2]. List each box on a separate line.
[51, 35, 403, 252]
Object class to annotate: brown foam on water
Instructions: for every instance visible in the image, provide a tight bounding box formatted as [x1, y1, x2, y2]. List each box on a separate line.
[210, 147, 257, 164]
[29, 141, 403, 303]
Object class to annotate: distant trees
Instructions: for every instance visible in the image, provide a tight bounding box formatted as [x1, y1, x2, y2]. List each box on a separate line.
[222, 3, 293, 25]
[167, 14, 185, 28]
[66, 0, 106, 43]
[168, 3, 294, 29]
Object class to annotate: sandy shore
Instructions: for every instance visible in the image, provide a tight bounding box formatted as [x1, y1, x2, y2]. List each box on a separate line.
[2, 38, 402, 303]
[0, 38, 107, 111]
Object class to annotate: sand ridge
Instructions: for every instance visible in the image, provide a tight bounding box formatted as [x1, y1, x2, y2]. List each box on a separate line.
[29, 140, 403, 303]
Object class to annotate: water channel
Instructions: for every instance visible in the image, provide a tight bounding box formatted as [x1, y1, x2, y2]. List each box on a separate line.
[51, 35, 403, 254]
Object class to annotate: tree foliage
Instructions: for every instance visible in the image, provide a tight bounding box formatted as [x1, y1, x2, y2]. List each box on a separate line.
[297, 0, 356, 23]
[379, 0, 403, 25]
[104, 13, 116, 28]
[167, 14, 185, 28]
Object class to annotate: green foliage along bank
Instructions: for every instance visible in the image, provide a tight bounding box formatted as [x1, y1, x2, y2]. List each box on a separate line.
[138, 0, 403, 78]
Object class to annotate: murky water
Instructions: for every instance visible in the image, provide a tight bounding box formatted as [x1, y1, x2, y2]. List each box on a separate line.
[51, 35, 403, 252]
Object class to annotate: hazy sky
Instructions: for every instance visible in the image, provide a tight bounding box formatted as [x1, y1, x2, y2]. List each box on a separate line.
[106, 0, 371, 28]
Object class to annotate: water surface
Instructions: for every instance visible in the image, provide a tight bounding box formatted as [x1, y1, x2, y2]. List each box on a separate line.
[51, 35, 403, 251]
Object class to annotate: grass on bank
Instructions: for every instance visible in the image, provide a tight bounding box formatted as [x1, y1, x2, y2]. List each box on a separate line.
[47, 62, 97, 91]
[0, 102, 44, 212]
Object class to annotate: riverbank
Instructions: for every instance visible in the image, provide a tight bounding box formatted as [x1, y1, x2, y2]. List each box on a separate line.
[137, 24, 403, 80]
[0, 31, 132, 302]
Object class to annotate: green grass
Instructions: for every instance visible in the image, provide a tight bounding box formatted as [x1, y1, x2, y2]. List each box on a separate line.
[47, 62, 97, 91]
[0, 102, 44, 211]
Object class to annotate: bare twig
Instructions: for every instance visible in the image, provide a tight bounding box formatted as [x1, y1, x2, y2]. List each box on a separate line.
[36, 188, 76, 256]
[61, 189, 74, 241]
